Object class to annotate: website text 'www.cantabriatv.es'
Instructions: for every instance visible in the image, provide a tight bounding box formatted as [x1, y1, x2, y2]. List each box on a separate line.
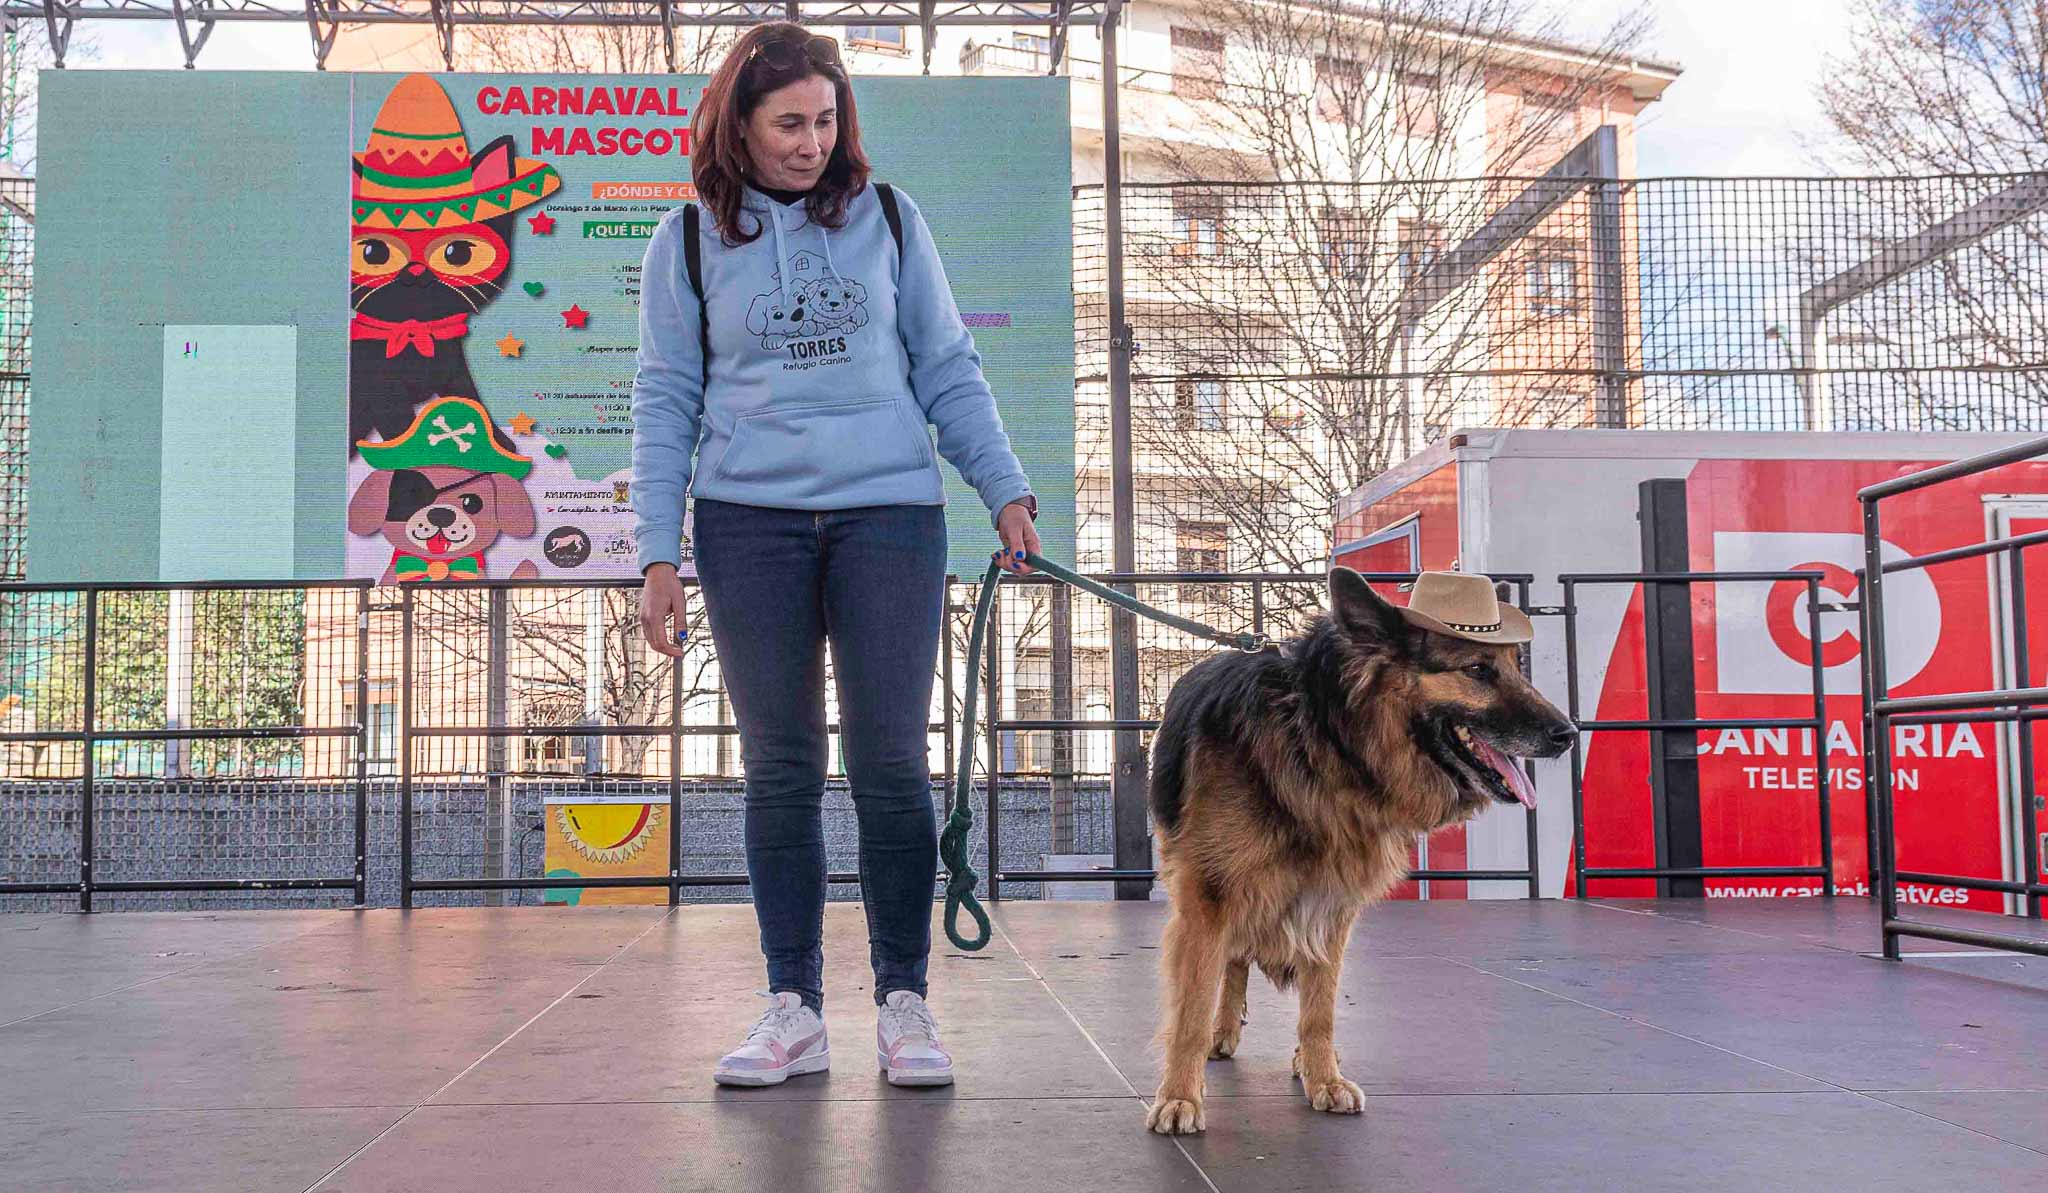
[1705, 882, 1973, 904]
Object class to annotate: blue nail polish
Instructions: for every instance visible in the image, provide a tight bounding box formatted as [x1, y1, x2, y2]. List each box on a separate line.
[1015, 550, 1026, 558]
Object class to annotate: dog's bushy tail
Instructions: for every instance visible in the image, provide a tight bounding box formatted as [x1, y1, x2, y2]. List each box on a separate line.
[1149, 681, 1194, 836]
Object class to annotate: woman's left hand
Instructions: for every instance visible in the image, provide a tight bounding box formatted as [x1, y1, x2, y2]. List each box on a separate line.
[995, 501, 1040, 575]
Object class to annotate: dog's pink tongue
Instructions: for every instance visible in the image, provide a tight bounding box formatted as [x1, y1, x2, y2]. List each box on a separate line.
[1471, 738, 1536, 807]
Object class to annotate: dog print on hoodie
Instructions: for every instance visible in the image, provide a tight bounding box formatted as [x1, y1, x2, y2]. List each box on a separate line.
[745, 249, 871, 359]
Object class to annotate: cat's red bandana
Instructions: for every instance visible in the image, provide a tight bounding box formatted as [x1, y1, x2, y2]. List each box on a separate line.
[351, 313, 471, 358]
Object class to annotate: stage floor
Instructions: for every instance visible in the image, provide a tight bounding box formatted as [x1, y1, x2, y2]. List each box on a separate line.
[3, 897, 2046, 1192]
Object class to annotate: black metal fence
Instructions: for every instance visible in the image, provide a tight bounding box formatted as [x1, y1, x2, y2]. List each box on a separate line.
[0, 573, 1294, 909]
[1560, 570, 1836, 898]
[1861, 438, 2048, 959]
[0, 569, 1555, 910]
[982, 570, 1542, 899]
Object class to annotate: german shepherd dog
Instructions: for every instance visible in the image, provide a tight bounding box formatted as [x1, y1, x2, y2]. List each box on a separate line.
[1144, 568, 1575, 1134]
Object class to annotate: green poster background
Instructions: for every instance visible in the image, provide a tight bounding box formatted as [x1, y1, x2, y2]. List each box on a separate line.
[29, 70, 1074, 582]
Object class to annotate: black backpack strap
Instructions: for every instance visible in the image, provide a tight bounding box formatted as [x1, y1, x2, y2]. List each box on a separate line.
[876, 182, 904, 261]
[682, 202, 708, 380]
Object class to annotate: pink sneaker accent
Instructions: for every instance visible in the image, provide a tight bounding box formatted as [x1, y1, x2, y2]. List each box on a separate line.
[715, 991, 830, 1087]
[877, 990, 954, 1087]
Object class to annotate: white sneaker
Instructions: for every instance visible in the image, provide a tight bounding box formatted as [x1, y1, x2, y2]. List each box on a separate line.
[877, 990, 954, 1087]
[713, 991, 830, 1087]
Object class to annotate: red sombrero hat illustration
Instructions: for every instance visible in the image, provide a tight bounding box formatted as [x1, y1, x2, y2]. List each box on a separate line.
[353, 74, 561, 231]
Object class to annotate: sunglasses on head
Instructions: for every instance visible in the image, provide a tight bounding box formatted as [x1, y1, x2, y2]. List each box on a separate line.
[746, 32, 842, 70]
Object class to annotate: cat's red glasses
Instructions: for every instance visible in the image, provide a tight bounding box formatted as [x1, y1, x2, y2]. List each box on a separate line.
[351, 225, 510, 287]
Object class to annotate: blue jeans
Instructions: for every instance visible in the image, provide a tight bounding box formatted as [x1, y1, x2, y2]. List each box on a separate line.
[692, 498, 947, 1014]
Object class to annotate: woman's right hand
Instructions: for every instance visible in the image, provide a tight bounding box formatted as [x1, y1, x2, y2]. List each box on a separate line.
[641, 563, 689, 658]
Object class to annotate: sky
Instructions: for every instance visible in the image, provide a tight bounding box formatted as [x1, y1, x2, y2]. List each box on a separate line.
[51, 0, 1858, 179]
[1612, 0, 1859, 176]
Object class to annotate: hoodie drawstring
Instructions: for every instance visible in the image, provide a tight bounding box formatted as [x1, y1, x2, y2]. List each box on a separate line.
[767, 201, 792, 307]
[817, 225, 846, 289]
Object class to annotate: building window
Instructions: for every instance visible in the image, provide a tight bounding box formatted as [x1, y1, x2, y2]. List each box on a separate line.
[1175, 377, 1227, 431]
[1171, 191, 1225, 258]
[1319, 206, 1371, 278]
[846, 25, 906, 52]
[341, 683, 398, 776]
[368, 702, 396, 775]
[1398, 219, 1445, 283]
[1176, 519, 1230, 603]
[1525, 240, 1580, 316]
[1011, 685, 1052, 772]
[1171, 26, 1224, 100]
[1314, 54, 1362, 123]
[1396, 70, 1442, 138]
[1519, 88, 1576, 140]
[521, 692, 582, 775]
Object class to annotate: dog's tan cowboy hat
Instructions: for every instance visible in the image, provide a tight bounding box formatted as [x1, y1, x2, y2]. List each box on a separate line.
[1399, 571, 1533, 645]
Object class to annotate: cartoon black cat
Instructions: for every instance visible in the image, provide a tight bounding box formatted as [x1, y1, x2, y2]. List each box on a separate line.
[348, 74, 561, 456]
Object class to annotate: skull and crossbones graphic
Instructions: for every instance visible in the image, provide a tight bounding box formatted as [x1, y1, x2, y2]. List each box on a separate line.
[428, 413, 477, 453]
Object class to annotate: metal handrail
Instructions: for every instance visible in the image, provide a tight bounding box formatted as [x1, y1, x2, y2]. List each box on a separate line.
[1860, 433, 2048, 959]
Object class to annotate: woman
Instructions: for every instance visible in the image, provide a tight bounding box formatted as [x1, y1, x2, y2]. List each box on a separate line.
[630, 21, 1040, 1090]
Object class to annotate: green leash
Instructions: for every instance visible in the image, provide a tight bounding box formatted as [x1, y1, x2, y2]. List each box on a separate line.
[941, 551, 1270, 951]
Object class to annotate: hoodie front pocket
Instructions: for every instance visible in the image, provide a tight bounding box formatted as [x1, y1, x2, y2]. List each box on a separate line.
[711, 397, 933, 497]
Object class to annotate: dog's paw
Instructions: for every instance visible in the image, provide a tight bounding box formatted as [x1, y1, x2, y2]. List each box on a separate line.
[1146, 1096, 1205, 1135]
[1305, 1076, 1365, 1115]
[1209, 1024, 1241, 1059]
[1291, 1046, 1343, 1077]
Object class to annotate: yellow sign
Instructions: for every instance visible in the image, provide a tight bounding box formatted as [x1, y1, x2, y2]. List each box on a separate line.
[542, 796, 669, 906]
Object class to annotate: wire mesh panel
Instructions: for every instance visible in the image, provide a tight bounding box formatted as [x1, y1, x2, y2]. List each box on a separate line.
[0, 173, 29, 583]
[403, 581, 677, 907]
[86, 585, 368, 910]
[396, 579, 960, 906]
[0, 588, 83, 910]
[1075, 173, 2048, 575]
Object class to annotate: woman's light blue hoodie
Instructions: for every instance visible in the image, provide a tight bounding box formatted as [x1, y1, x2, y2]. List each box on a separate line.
[629, 182, 1036, 574]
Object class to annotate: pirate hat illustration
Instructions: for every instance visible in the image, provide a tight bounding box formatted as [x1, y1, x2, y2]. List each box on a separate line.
[358, 396, 533, 480]
[353, 74, 562, 231]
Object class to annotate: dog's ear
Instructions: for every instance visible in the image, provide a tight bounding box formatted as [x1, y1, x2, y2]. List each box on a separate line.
[1328, 567, 1409, 644]
[490, 474, 536, 538]
[347, 471, 393, 537]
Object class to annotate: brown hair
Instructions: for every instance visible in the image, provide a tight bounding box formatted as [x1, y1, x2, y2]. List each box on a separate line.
[691, 22, 872, 246]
